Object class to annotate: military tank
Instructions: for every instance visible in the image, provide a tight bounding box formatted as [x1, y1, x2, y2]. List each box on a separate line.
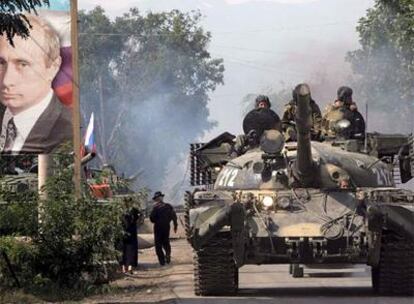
[184, 84, 414, 296]
[86, 164, 146, 223]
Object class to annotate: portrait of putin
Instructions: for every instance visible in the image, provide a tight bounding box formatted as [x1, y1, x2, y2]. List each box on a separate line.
[0, 14, 72, 154]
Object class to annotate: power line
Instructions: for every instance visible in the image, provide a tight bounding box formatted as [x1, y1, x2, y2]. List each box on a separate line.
[78, 20, 356, 37]
[213, 44, 293, 55]
[210, 52, 308, 76]
[210, 21, 356, 35]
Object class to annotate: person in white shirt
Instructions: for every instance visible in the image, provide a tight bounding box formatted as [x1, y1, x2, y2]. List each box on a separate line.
[0, 14, 72, 154]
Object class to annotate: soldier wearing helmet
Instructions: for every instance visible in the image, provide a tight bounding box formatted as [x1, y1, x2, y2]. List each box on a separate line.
[322, 86, 365, 139]
[233, 95, 281, 156]
[281, 83, 322, 141]
[255, 95, 271, 109]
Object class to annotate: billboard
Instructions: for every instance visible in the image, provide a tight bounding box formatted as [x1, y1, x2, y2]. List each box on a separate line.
[0, 1, 73, 154]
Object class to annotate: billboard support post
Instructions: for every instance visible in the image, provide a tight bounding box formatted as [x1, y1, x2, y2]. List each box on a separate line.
[71, 0, 81, 199]
[38, 154, 50, 228]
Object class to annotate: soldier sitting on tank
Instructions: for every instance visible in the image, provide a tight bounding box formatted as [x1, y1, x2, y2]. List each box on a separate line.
[322, 86, 365, 140]
[233, 95, 281, 156]
[281, 83, 322, 142]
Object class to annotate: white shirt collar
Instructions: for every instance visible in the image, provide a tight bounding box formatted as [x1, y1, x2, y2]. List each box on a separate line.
[2, 90, 53, 152]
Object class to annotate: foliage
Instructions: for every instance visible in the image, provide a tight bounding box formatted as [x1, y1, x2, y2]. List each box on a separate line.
[0, 236, 39, 288]
[347, 0, 414, 131]
[0, 155, 147, 296]
[0, 202, 37, 236]
[0, 0, 49, 46]
[32, 162, 126, 288]
[0, 157, 38, 236]
[79, 7, 224, 188]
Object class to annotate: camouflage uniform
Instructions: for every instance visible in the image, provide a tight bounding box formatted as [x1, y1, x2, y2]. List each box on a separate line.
[281, 99, 322, 141]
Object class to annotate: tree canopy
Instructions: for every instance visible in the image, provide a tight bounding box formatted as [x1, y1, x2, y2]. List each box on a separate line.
[347, 0, 414, 132]
[79, 7, 224, 189]
[0, 0, 49, 45]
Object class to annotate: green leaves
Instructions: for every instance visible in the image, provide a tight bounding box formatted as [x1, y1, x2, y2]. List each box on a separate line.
[347, 0, 414, 131]
[79, 8, 224, 188]
[0, 155, 147, 292]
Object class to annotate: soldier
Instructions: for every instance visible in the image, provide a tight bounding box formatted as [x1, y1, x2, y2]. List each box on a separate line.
[349, 103, 365, 138]
[150, 191, 178, 266]
[255, 95, 271, 109]
[233, 95, 281, 155]
[281, 83, 322, 141]
[322, 86, 365, 139]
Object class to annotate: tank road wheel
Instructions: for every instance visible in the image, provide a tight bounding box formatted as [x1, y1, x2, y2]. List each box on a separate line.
[292, 264, 304, 278]
[194, 233, 238, 296]
[372, 234, 414, 296]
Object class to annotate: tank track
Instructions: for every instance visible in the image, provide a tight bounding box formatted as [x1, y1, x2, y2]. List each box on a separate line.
[409, 134, 414, 177]
[372, 234, 414, 295]
[194, 233, 238, 296]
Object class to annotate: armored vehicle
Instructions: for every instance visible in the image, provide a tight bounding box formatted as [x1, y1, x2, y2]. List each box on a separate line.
[86, 164, 146, 222]
[185, 84, 414, 296]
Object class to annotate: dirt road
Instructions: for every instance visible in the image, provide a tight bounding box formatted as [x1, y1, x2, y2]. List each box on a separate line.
[85, 238, 413, 304]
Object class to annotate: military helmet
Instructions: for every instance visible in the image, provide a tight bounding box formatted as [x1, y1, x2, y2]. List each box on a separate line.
[255, 95, 271, 109]
[337, 86, 353, 104]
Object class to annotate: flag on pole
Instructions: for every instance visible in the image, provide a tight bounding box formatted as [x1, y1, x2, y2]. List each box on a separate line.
[84, 113, 95, 154]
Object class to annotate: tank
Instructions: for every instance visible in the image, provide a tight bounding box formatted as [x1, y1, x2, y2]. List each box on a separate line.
[184, 84, 414, 296]
[86, 163, 146, 222]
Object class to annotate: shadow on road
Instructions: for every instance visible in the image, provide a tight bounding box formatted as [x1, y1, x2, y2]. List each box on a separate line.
[174, 287, 413, 304]
[238, 286, 373, 297]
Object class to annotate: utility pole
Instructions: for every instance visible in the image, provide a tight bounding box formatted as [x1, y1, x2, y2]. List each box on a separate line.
[71, 0, 81, 198]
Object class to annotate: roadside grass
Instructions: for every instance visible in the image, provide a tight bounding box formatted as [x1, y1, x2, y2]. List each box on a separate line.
[0, 281, 153, 303]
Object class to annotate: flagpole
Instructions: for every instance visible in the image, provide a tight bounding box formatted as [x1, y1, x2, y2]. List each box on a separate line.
[71, 0, 81, 198]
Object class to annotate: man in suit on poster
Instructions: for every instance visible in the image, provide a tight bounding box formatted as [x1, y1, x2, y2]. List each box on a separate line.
[0, 14, 72, 154]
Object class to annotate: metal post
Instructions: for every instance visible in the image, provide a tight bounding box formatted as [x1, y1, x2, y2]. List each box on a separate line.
[71, 0, 81, 198]
[364, 102, 368, 153]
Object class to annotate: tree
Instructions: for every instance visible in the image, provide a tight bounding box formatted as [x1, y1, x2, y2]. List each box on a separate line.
[347, 0, 414, 132]
[0, 0, 49, 45]
[79, 8, 224, 189]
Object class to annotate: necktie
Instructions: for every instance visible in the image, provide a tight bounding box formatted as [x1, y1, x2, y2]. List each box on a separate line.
[3, 118, 17, 152]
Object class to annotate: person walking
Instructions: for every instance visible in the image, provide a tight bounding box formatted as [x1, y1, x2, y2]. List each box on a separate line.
[150, 191, 178, 266]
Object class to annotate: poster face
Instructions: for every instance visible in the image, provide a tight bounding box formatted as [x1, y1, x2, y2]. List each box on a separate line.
[0, 1, 73, 154]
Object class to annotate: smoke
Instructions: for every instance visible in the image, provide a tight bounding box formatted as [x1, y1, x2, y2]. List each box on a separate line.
[80, 0, 414, 198]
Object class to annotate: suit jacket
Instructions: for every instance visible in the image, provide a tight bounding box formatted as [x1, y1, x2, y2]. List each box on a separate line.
[0, 95, 72, 154]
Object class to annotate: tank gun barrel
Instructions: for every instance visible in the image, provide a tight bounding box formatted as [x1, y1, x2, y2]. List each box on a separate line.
[67, 152, 96, 169]
[294, 84, 316, 186]
[81, 152, 96, 166]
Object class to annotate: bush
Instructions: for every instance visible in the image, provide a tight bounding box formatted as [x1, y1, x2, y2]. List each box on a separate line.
[32, 166, 126, 288]
[0, 202, 38, 236]
[0, 155, 147, 295]
[0, 236, 39, 288]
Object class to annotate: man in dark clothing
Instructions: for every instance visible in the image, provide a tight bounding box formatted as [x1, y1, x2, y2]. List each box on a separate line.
[233, 95, 281, 156]
[150, 191, 178, 266]
[348, 101, 366, 139]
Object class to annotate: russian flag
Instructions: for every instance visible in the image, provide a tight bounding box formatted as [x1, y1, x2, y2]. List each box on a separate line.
[84, 113, 95, 154]
[38, 4, 72, 107]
